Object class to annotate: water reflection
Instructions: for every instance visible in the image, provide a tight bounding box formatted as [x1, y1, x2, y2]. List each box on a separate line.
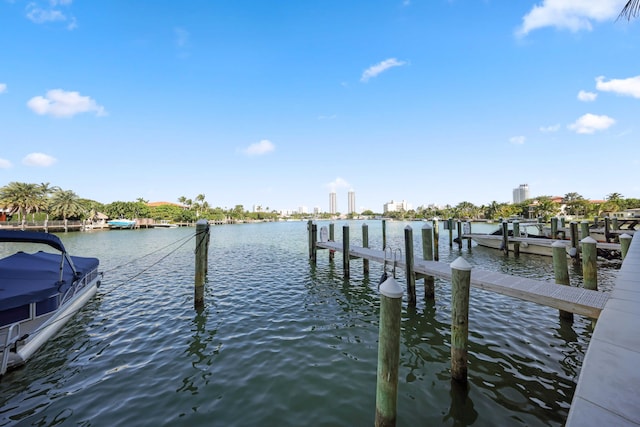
[444, 380, 478, 426]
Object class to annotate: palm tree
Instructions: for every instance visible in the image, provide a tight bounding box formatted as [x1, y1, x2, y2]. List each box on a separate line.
[0, 182, 41, 229]
[620, 0, 640, 20]
[49, 189, 86, 232]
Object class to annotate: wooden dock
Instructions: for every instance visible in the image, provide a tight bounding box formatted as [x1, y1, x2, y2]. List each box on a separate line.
[316, 240, 609, 319]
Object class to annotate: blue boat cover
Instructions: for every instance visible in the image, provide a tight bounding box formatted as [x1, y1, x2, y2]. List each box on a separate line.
[0, 250, 99, 312]
[0, 230, 66, 253]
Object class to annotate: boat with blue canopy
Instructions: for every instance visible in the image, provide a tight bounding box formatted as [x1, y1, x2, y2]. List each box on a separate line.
[0, 230, 101, 375]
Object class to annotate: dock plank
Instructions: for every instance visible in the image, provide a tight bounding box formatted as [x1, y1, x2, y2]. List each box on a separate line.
[316, 240, 608, 318]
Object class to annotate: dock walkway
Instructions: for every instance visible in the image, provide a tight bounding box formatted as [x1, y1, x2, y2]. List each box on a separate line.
[566, 232, 640, 426]
[316, 240, 609, 318]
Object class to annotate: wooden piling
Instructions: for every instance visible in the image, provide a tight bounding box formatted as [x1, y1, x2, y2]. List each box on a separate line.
[329, 222, 335, 262]
[448, 218, 454, 248]
[620, 233, 632, 260]
[451, 257, 472, 383]
[580, 221, 590, 240]
[552, 241, 573, 322]
[375, 276, 404, 427]
[433, 218, 440, 261]
[382, 219, 387, 251]
[612, 217, 619, 231]
[307, 220, 314, 259]
[513, 221, 520, 257]
[404, 226, 416, 306]
[310, 223, 317, 264]
[456, 220, 463, 251]
[569, 221, 579, 260]
[551, 217, 558, 239]
[343, 224, 350, 279]
[195, 219, 209, 309]
[422, 224, 435, 299]
[466, 222, 472, 250]
[604, 217, 611, 242]
[581, 237, 597, 291]
[363, 223, 369, 275]
[501, 221, 509, 255]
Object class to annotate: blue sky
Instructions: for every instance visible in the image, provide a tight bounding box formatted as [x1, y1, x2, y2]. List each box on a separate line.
[1, 0, 638, 213]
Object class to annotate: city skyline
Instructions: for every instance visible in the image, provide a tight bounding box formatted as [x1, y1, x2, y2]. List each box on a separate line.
[1, 2, 638, 211]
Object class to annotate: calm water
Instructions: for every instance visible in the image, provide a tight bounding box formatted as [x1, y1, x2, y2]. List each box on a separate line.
[0, 221, 620, 426]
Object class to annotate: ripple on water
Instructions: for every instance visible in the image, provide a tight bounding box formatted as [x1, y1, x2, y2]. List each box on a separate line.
[0, 222, 615, 426]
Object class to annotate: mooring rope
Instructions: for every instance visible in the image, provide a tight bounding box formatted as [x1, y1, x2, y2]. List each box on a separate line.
[100, 230, 204, 297]
[5, 229, 208, 352]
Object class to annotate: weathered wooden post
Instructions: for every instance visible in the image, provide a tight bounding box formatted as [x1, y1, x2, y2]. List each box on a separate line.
[307, 220, 314, 259]
[466, 222, 472, 250]
[375, 275, 404, 427]
[451, 257, 472, 382]
[329, 222, 335, 262]
[551, 217, 558, 239]
[580, 221, 590, 240]
[363, 223, 369, 275]
[448, 218, 454, 248]
[612, 217, 619, 232]
[195, 219, 210, 309]
[343, 224, 350, 279]
[620, 234, 632, 260]
[433, 218, 440, 261]
[552, 241, 573, 322]
[581, 236, 597, 291]
[604, 217, 611, 242]
[422, 224, 435, 299]
[569, 221, 579, 261]
[456, 220, 463, 251]
[560, 217, 566, 228]
[501, 221, 509, 255]
[513, 221, 520, 257]
[404, 226, 416, 306]
[310, 223, 317, 265]
[382, 219, 387, 251]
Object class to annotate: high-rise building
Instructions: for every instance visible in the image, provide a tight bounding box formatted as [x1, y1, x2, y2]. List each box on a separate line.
[329, 192, 337, 214]
[513, 184, 530, 204]
[348, 190, 356, 214]
[383, 200, 412, 213]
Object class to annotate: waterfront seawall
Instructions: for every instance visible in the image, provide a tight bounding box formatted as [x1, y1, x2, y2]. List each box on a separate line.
[566, 232, 640, 426]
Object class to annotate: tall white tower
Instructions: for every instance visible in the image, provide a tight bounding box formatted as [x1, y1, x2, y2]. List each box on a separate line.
[329, 192, 337, 214]
[348, 190, 356, 214]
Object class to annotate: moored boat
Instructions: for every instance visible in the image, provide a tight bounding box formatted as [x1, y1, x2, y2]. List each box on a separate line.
[0, 230, 101, 375]
[107, 219, 137, 229]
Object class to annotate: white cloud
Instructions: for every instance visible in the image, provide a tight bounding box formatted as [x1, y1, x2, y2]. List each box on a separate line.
[243, 139, 275, 156]
[22, 152, 57, 167]
[568, 113, 615, 134]
[0, 83, 6, 94]
[327, 177, 351, 192]
[27, 89, 107, 118]
[361, 58, 407, 82]
[509, 136, 526, 145]
[516, 0, 625, 36]
[540, 124, 561, 132]
[596, 75, 640, 98]
[25, 1, 76, 29]
[26, 4, 66, 23]
[578, 90, 597, 102]
[174, 27, 189, 47]
[0, 158, 12, 169]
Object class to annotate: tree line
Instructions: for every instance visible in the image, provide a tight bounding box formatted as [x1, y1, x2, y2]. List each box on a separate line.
[363, 193, 639, 222]
[1, 181, 638, 226]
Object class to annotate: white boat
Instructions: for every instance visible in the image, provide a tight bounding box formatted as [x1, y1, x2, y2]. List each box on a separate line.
[466, 223, 621, 259]
[0, 230, 101, 375]
[152, 220, 178, 229]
